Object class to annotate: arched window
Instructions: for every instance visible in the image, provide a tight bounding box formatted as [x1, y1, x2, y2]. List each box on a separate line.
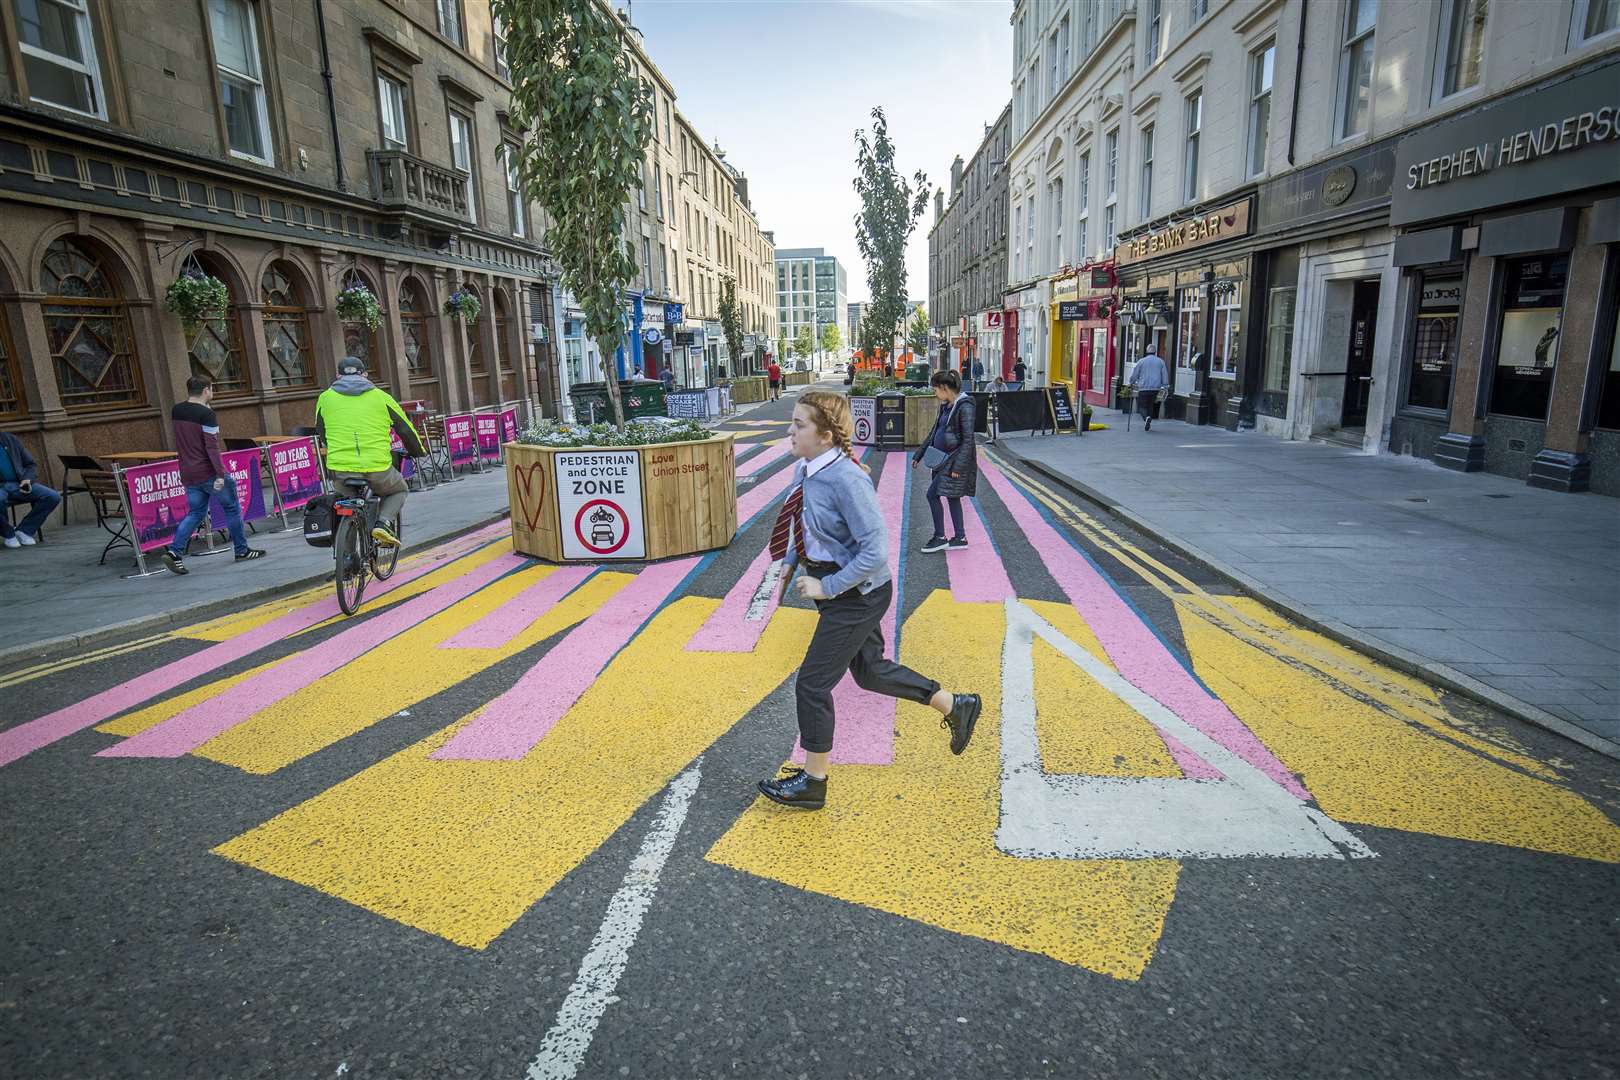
[186, 255, 251, 396]
[260, 262, 314, 388]
[41, 238, 145, 409]
[340, 271, 386, 389]
[0, 303, 21, 417]
[398, 280, 432, 381]
[493, 289, 514, 373]
[463, 284, 486, 373]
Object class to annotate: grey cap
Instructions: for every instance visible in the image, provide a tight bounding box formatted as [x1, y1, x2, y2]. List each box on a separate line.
[336, 356, 365, 375]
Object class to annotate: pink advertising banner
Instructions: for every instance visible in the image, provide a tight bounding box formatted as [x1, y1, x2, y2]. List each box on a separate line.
[121, 459, 190, 554]
[476, 412, 502, 458]
[209, 447, 267, 528]
[268, 437, 324, 512]
[390, 428, 415, 480]
[499, 407, 519, 446]
[446, 413, 477, 465]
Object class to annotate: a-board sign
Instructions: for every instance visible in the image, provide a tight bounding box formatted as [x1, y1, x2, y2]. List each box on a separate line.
[208, 447, 267, 528]
[1047, 384, 1078, 432]
[850, 395, 876, 446]
[445, 414, 477, 464]
[556, 450, 646, 560]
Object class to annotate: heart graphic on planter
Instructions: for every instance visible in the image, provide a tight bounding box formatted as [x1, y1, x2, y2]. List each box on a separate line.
[511, 459, 549, 532]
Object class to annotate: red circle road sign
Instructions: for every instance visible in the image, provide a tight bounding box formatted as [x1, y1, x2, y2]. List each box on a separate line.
[854, 416, 873, 443]
[573, 498, 631, 555]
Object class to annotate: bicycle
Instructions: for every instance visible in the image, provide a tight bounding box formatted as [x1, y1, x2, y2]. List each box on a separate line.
[332, 477, 402, 615]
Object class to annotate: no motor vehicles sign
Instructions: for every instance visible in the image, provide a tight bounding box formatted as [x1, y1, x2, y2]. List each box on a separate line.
[557, 451, 646, 560]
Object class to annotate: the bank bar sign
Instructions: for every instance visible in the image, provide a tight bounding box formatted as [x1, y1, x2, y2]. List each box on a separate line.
[1114, 200, 1253, 268]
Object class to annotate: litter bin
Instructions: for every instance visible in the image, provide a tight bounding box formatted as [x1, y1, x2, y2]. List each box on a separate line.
[875, 391, 906, 451]
[569, 380, 667, 423]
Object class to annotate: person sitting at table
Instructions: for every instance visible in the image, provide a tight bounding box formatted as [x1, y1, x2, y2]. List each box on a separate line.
[0, 430, 60, 549]
[161, 376, 265, 574]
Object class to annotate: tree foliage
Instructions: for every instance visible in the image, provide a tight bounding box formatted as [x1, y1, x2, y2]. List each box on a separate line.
[819, 322, 842, 359]
[793, 324, 815, 360]
[496, 0, 652, 428]
[906, 305, 929, 356]
[853, 107, 929, 372]
[717, 274, 743, 377]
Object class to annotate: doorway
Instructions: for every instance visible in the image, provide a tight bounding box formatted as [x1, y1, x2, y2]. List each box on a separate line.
[1341, 279, 1380, 429]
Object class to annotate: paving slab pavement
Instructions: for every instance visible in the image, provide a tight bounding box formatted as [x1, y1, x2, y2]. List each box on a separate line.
[995, 407, 1620, 756]
[0, 466, 513, 669]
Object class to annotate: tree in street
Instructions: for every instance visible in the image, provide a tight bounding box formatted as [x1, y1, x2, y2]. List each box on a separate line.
[717, 275, 743, 379]
[853, 107, 930, 376]
[906, 306, 928, 358]
[496, 0, 652, 428]
[820, 323, 842, 368]
[793, 324, 815, 364]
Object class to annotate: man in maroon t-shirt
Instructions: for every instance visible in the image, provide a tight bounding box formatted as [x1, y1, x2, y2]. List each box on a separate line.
[767, 358, 782, 400]
[161, 376, 265, 574]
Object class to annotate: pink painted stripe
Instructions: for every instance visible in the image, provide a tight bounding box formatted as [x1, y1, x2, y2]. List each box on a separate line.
[684, 544, 778, 653]
[734, 442, 769, 467]
[734, 459, 799, 524]
[439, 564, 595, 650]
[97, 552, 525, 759]
[789, 452, 908, 766]
[0, 523, 511, 769]
[737, 439, 790, 477]
[432, 556, 701, 761]
[947, 499, 1015, 603]
[981, 459, 1312, 797]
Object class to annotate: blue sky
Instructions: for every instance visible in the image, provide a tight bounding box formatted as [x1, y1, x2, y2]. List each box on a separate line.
[628, 0, 1013, 305]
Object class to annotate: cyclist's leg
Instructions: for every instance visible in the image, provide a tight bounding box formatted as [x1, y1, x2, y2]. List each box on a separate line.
[368, 467, 409, 543]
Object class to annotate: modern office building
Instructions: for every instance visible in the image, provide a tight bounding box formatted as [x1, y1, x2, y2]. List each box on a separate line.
[774, 247, 848, 350]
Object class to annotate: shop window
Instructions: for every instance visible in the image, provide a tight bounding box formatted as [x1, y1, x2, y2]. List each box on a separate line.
[1176, 286, 1202, 371]
[41, 238, 145, 409]
[209, 0, 273, 165]
[260, 262, 313, 388]
[1489, 254, 1568, 421]
[1594, 264, 1620, 430]
[0, 306, 24, 418]
[186, 259, 251, 396]
[494, 291, 514, 373]
[1261, 286, 1297, 417]
[1406, 270, 1461, 411]
[1210, 282, 1241, 377]
[399, 280, 433, 381]
[13, 0, 105, 118]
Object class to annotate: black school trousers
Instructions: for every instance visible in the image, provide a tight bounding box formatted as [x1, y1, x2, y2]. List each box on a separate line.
[796, 572, 939, 754]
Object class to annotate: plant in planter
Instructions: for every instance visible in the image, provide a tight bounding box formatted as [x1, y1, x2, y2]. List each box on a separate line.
[164, 271, 229, 329]
[335, 283, 383, 330]
[518, 416, 712, 448]
[443, 288, 482, 326]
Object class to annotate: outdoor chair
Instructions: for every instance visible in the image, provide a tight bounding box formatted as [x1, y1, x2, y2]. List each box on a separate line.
[4, 500, 45, 541]
[56, 453, 103, 525]
[224, 437, 258, 452]
[80, 469, 131, 565]
[420, 415, 454, 485]
[291, 425, 319, 438]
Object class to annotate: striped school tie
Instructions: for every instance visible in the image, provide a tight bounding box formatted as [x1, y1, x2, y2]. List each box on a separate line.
[769, 482, 807, 561]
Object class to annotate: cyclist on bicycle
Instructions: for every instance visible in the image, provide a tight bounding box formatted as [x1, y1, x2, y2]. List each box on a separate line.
[315, 356, 425, 549]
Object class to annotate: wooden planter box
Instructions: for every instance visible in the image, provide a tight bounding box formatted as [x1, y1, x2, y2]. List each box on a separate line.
[506, 435, 736, 562]
[721, 376, 767, 404]
[903, 394, 937, 446]
[786, 370, 814, 386]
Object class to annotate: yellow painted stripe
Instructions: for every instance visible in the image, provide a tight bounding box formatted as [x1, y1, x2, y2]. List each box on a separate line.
[213, 597, 817, 949]
[1174, 603, 1620, 863]
[0, 631, 173, 689]
[707, 591, 1181, 981]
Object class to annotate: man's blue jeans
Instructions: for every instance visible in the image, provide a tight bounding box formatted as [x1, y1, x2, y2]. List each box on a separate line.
[169, 478, 248, 557]
[0, 482, 60, 538]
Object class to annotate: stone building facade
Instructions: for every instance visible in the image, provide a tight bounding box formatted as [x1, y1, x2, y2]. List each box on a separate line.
[0, 0, 565, 475]
[928, 102, 1011, 378]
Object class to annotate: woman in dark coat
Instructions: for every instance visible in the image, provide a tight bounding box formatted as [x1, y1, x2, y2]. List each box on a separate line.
[912, 369, 978, 553]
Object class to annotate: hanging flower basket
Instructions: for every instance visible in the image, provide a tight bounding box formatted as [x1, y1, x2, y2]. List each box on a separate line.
[443, 289, 482, 326]
[164, 272, 229, 328]
[336, 283, 383, 330]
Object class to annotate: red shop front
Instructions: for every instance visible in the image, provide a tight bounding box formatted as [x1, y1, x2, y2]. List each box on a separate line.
[1075, 264, 1119, 407]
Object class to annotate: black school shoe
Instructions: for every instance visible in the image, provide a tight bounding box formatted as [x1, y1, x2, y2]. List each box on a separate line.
[947, 537, 969, 550]
[758, 768, 826, 810]
[941, 693, 981, 755]
[920, 535, 948, 553]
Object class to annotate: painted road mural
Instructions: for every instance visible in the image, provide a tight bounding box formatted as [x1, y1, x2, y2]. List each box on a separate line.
[4, 406, 1618, 1078]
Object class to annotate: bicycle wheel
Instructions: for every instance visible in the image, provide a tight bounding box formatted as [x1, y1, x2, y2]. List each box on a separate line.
[334, 516, 368, 615]
[372, 516, 400, 580]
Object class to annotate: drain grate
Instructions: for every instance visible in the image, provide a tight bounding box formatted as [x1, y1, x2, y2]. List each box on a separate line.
[1405, 497, 1429, 502]
[1484, 493, 1512, 499]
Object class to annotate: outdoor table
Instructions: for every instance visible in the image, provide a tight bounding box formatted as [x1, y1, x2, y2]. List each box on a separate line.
[101, 451, 178, 463]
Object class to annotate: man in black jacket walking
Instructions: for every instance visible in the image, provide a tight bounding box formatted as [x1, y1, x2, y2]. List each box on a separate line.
[0, 431, 59, 548]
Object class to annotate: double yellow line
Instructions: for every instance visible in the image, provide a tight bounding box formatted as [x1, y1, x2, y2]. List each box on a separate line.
[986, 450, 1558, 780]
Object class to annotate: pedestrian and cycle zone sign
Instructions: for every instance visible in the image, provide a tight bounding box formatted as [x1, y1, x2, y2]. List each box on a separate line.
[9, 456, 1618, 983]
[557, 450, 644, 560]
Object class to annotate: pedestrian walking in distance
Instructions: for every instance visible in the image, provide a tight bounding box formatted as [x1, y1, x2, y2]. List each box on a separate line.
[1128, 343, 1170, 431]
[758, 390, 982, 811]
[161, 376, 265, 574]
[913, 369, 978, 553]
[767, 358, 783, 400]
